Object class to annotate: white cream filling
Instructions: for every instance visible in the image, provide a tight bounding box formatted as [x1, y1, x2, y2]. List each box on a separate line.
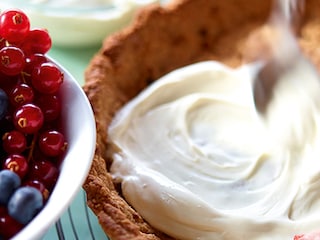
[109, 61, 320, 239]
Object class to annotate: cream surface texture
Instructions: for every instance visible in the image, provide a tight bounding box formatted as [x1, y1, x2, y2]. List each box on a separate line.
[109, 61, 320, 240]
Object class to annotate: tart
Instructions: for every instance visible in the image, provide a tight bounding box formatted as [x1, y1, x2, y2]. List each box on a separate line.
[83, 0, 320, 239]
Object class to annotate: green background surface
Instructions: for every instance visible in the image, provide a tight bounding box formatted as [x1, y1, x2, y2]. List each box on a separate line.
[42, 45, 109, 240]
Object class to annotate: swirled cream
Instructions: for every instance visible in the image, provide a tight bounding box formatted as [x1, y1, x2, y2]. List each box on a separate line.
[109, 61, 320, 239]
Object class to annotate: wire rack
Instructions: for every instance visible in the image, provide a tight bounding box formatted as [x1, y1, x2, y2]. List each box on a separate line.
[43, 190, 109, 240]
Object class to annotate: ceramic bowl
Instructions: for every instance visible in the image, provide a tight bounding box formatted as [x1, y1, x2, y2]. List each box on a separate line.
[11, 57, 96, 240]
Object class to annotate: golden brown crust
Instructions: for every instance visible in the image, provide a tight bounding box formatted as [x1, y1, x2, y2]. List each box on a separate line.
[83, 0, 320, 239]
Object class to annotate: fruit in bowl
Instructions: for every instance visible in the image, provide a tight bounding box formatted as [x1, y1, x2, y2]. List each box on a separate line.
[0, 9, 96, 240]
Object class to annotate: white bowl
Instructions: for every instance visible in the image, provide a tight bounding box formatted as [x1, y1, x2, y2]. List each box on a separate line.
[0, 0, 160, 47]
[11, 57, 96, 240]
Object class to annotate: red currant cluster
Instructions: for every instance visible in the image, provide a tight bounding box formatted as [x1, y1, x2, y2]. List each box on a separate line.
[0, 9, 67, 239]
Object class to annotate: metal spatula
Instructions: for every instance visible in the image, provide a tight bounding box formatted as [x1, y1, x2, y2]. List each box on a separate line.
[252, 0, 320, 150]
[252, 0, 315, 113]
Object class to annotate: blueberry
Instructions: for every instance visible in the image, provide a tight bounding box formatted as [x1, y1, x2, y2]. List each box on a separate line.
[8, 186, 43, 224]
[0, 89, 8, 120]
[0, 170, 21, 205]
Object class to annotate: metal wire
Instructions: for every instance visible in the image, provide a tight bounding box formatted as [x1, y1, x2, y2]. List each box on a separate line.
[53, 191, 101, 240]
[55, 219, 65, 240]
[67, 208, 79, 240]
[83, 191, 96, 240]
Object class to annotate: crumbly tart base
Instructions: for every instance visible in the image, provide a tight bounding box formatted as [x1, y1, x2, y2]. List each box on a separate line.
[83, 0, 320, 239]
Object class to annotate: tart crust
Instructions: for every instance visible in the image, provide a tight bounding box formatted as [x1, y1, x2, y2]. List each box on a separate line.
[83, 0, 320, 239]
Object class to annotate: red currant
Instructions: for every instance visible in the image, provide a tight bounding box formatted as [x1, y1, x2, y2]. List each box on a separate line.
[0, 46, 25, 76]
[2, 130, 27, 154]
[24, 54, 48, 74]
[0, 9, 30, 44]
[35, 94, 61, 122]
[22, 54, 48, 85]
[20, 28, 52, 55]
[13, 103, 44, 134]
[3, 154, 28, 179]
[9, 83, 34, 107]
[31, 62, 64, 94]
[38, 130, 67, 157]
[28, 160, 59, 190]
[0, 210, 24, 239]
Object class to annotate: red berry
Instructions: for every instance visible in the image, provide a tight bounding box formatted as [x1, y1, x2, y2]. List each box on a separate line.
[0, 46, 25, 76]
[31, 62, 63, 94]
[9, 83, 34, 107]
[0, 210, 24, 239]
[24, 54, 48, 74]
[2, 130, 27, 154]
[0, 9, 30, 44]
[13, 103, 44, 134]
[20, 28, 52, 55]
[22, 54, 48, 85]
[3, 154, 28, 179]
[35, 94, 61, 122]
[28, 160, 59, 190]
[38, 130, 67, 157]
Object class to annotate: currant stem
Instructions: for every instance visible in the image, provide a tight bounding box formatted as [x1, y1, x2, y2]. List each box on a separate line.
[27, 133, 37, 163]
[20, 71, 30, 84]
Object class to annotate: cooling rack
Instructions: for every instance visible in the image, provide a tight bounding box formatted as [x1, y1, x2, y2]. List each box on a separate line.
[43, 190, 109, 240]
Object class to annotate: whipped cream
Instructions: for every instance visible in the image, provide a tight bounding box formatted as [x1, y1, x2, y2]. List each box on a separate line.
[0, 0, 159, 46]
[109, 61, 320, 239]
